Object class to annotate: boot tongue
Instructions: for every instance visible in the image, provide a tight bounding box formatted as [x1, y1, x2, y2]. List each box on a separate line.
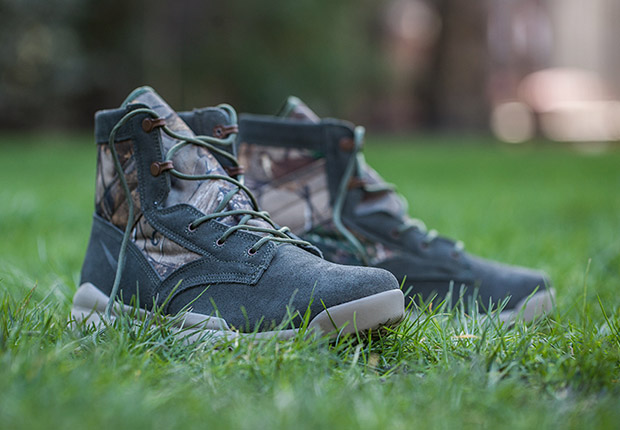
[276, 96, 320, 123]
[277, 96, 407, 220]
[123, 86, 266, 228]
[122, 86, 195, 138]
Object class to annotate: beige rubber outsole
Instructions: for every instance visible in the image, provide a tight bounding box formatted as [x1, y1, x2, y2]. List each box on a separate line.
[498, 288, 556, 324]
[71, 283, 405, 342]
[405, 288, 556, 324]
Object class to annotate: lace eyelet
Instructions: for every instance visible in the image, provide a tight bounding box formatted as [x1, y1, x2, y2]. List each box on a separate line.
[248, 248, 257, 256]
[420, 241, 430, 250]
[215, 238, 225, 246]
[142, 117, 166, 133]
[339, 137, 355, 152]
[187, 223, 197, 233]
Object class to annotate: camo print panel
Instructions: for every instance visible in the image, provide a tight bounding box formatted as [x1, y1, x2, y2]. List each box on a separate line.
[238, 143, 333, 234]
[303, 231, 396, 267]
[94, 139, 202, 279]
[365, 241, 397, 265]
[95, 140, 141, 229]
[132, 215, 201, 279]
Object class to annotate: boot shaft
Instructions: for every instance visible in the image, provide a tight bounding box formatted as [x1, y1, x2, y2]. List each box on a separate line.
[90, 88, 257, 279]
[237, 114, 407, 241]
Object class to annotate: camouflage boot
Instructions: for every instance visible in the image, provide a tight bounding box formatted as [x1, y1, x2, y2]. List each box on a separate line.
[181, 97, 554, 322]
[71, 87, 404, 338]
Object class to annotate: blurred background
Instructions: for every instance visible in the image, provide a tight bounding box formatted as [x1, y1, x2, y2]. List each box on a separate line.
[1, 0, 620, 143]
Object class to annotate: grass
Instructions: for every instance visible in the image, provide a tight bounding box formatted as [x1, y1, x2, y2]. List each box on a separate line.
[1, 133, 620, 429]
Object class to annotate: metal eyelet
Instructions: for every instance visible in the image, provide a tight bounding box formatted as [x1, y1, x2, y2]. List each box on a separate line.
[339, 137, 355, 152]
[150, 161, 174, 177]
[248, 248, 257, 256]
[213, 124, 239, 138]
[142, 117, 166, 133]
[215, 238, 225, 246]
[187, 223, 197, 233]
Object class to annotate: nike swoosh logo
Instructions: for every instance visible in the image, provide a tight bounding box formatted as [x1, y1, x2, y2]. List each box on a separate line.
[101, 241, 118, 270]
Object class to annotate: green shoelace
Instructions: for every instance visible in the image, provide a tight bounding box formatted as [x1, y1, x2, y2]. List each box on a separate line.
[332, 126, 464, 265]
[105, 106, 311, 318]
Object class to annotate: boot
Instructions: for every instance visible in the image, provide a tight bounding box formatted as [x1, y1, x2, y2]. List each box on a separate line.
[71, 87, 404, 338]
[181, 97, 554, 322]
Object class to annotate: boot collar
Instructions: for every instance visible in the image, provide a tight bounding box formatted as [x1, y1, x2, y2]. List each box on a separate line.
[94, 106, 136, 144]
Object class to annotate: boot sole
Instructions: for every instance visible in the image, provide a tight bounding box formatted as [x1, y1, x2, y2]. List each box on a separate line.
[405, 288, 556, 324]
[71, 283, 405, 341]
[498, 287, 556, 323]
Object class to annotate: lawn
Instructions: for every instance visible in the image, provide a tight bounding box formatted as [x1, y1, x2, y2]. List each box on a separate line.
[1, 133, 620, 429]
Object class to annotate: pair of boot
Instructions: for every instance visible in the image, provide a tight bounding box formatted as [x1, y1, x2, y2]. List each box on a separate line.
[71, 87, 554, 338]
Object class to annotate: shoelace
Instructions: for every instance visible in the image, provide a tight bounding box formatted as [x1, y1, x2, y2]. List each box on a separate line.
[332, 126, 464, 265]
[104, 106, 311, 318]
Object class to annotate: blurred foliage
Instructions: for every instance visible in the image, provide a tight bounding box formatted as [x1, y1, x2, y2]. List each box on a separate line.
[0, 0, 386, 130]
